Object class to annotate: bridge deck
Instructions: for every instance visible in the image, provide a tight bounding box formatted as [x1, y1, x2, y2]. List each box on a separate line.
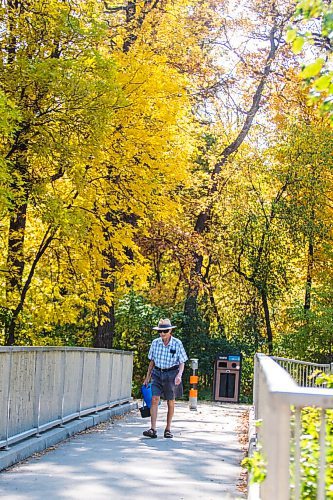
[0, 402, 248, 499]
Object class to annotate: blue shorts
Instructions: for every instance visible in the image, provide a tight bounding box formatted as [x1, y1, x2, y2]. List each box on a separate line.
[151, 367, 183, 401]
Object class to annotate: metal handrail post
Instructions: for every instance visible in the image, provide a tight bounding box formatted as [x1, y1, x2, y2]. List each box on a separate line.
[78, 350, 85, 419]
[94, 352, 101, 413]
[253, 353, 259, 419]
[4, 349, 13, 450]
[108, 352, 114, 406]
[59, 350, 66, 426]
[35, 350, 43, 437]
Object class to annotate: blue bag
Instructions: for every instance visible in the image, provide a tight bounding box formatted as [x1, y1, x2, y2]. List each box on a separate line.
[141, 383, 152, 408]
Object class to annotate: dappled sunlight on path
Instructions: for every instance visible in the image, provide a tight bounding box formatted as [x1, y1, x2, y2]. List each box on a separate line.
[0, 402, 248, 500]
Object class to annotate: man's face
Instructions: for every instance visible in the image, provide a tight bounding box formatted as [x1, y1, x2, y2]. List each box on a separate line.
[159, 329, 171, 340]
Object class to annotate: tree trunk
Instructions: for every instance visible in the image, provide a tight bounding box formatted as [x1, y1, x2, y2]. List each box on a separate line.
[122, 0, 162, 53]
[304, 239, 314, 311]
[5, 155, 30, 345]
[5, 317, 16, 347]
[6, 201, 28, 297]
[183, 251, 203, 318]
[207, 283, 225, 336]
[261, 289, 273, 354]
[94, 295, 115, 349]
[184, 21, 283, 322]
[5, 226, 56, 346]
[94, 256, 116, 349]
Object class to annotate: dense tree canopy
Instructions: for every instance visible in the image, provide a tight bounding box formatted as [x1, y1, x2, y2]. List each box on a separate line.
[0, 0, 332, 399]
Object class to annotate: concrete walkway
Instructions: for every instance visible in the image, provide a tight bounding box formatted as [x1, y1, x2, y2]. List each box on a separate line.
[0, 402, 249, 500]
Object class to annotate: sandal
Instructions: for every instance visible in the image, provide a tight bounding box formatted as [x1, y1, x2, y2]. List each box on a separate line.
[164, 429, 173, 438]
[143, 428, 157, 438]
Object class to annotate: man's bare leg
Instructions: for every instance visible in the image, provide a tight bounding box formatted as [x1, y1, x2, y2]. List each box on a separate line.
[166, 399, 175, 431]
[150, 395, 160, 430]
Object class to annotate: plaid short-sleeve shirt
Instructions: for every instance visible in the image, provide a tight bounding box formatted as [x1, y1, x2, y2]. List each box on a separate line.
[148, 336, 188, 369]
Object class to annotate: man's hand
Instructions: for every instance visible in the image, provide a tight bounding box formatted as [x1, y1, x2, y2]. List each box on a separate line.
[143, 376, 150, 387]
[175, 374, 182, 386]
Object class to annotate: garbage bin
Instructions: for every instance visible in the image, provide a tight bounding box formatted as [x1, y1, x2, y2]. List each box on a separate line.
[213, 353, 242, 402]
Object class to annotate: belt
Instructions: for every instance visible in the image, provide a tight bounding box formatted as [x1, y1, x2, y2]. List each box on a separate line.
[154, 365, 179, 373]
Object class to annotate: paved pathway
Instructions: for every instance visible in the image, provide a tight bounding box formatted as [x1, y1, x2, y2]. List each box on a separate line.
[0, 402, 249, 500]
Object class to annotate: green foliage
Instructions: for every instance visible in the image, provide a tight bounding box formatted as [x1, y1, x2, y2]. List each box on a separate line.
[247, 375, 333, 498]
[112, 291, 254, 403]
[0, 91, 21, 137]
[288, 0, 333, 121]
[300, 58, 325, 79]
[276, 286, 333, 363]
[316, 372, 333, 388]
[242, 450, 267, 484]
[291, 404, 333, 498]
[113, 291, 171, 396]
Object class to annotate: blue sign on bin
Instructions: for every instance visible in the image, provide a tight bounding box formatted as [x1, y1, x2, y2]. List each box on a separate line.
[228, 355, 241, 361]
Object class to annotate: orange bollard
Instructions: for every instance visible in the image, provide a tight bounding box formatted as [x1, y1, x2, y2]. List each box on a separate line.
[189, 358, 199, 410]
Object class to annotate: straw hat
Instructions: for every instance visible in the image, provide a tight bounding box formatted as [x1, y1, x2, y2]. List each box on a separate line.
[152, 318, 176, 330]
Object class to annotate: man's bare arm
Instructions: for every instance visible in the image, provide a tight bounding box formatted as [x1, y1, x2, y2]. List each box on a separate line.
[143, 360, 155, 386]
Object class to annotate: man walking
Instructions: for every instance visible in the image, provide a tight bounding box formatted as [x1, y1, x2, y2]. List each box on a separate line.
[143, 318, 188, 438]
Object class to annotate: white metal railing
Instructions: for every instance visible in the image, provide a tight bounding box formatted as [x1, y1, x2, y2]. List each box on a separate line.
[272, 356, 332, 388]
[0, 347, 133, 450]
[253, 353, 333, 500]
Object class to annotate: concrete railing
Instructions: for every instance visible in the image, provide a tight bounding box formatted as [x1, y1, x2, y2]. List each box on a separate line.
[253, 353, 333, 500]
[0, 347, 133, 450]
